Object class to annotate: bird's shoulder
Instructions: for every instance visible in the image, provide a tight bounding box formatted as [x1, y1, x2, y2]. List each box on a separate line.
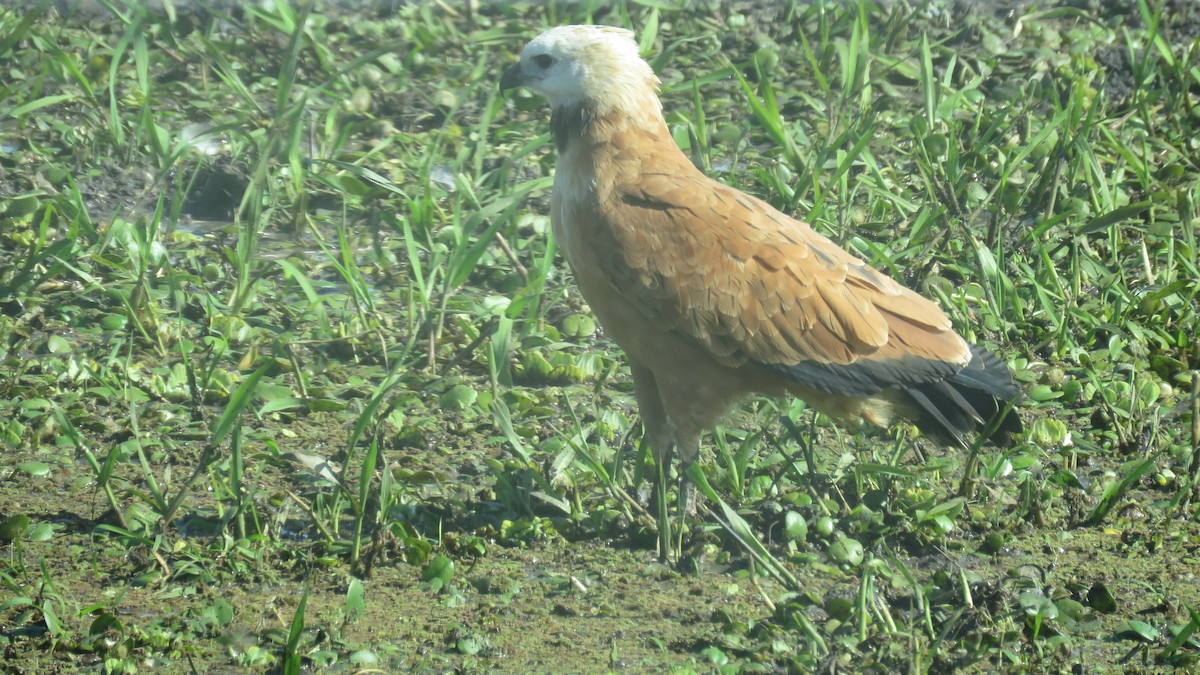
[606, 166, 867, 289]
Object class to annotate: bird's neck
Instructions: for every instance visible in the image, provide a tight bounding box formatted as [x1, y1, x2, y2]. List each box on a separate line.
[550, 92, 670, 149]
[551, 97, 692, 191]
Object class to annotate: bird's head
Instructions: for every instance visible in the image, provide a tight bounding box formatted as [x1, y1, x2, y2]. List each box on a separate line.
[501, 25, 661, 117]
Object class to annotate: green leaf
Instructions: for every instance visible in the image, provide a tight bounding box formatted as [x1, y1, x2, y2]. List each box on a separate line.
[211, 362, 271, 448]
[29, 523, 54, 542]
[1019, 591, 1058, 620]
[1122, 620, 1159, 643]
[456, 634, 483, 655]
[826, 535, 864, 566]
[561, 312, 597, 337]
[345, 578, 365, 624]
[1077, 199, 1153, 235]
[1162, 605, 1200, 659]
[0, 595, 32, 612]
[99, 314, 128, 331]
[1026, 384, 1062, 402]
[1087, 582, 1118, 613]
[0, 515, 31, 542]
[46, 331, 70, 353]
[41, 599, 64, 636]
[349, 650, 380, 664]
[783, 511, 807, 542]
[89, 612, 123, 636]
[259, 397, 310, 415]
[282, 582, 310, 675]
[16, 462, 50, 477]
[422, 555, 455, 592]
[440, 384, 477, 412]
[490, 398, 532, 463]
[1086, 455, 1158, 525]
[211, 599, 234, 625]
[8, 94, 76, 117]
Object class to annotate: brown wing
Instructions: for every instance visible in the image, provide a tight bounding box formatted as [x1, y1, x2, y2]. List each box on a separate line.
[596, 171, 973, 397]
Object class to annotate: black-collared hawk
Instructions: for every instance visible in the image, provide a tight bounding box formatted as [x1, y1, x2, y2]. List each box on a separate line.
[500, 25, 1021, 554]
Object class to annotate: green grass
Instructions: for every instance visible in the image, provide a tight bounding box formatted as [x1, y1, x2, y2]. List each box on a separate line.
[1, 0, 1199, 672]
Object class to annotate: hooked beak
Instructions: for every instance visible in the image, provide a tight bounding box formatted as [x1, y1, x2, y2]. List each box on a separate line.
[499, 63, 524, 93]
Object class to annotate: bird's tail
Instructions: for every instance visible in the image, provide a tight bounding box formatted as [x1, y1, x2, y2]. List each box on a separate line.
[899, 345, 1023, 448]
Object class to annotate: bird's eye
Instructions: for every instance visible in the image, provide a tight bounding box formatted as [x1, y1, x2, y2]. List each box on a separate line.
[533, 54, 554, 69]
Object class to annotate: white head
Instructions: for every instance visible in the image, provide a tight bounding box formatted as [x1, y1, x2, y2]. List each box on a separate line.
[500, 25, 661, 116]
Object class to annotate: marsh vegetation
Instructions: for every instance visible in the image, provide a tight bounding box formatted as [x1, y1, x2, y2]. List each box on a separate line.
[1, 1, 1198, 671]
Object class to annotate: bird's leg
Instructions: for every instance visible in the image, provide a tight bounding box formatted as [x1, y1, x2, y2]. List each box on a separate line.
[675, 433, 701, 518]
[673, 432, 701, 561]
[654, 439, 674, 562]
[628, 367, 703, 563]
[629, 365, 677, 561]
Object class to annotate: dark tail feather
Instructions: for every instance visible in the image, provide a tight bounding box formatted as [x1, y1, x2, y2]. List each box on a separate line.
[903, 344, 1023, 447]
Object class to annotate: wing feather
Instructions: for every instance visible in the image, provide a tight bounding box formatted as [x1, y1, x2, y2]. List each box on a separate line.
[595, 171, 971, 396]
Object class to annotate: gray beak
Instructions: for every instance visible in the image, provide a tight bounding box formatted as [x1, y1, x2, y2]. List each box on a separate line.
[499, 63, 524, 92]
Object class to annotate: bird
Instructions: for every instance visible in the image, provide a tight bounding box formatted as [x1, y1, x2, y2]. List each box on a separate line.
[500, 25, 1021, 558]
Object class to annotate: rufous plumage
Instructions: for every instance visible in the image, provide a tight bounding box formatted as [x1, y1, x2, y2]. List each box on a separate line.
[501, 25, 1021, 554]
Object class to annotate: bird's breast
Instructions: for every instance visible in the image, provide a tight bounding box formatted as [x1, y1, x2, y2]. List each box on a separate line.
[551, 154, 600, 270]
[551, 184, 644, 349]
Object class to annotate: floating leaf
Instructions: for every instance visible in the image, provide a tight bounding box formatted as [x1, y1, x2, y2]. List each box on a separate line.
[0, 515, 30, 543]
[29, 523, 53, 542]
[99, 312, 129, 329]
[88, 612, 123, 636]
[561, 312, 597, 337]
[1120, 620, 1159, 643]
[826, 535, 864, 566]
[1087, 582, 1117, 613]
[456, 634, 483, 655]
[1027, 418, 1069, 447]
[422, 555, 454, 592]
[46, 334, 71, 354]
[1025, 384, 1062, 402]
[440, 384, 477, 412]
[783, 511, 807, 543]
[16, 462, 50, 477]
